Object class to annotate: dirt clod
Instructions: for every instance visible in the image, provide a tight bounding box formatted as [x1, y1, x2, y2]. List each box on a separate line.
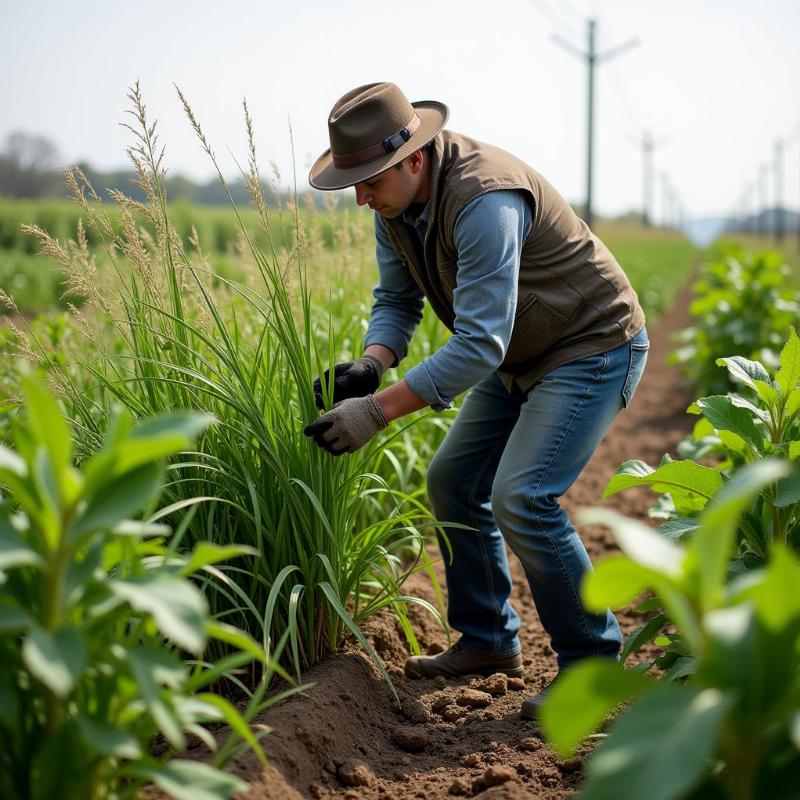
[519, 737, 542, 752]
[448, 777, 472, 796]
[337, 759, 374, 787]
[461, 752, 482, 767]
[457, 689, 493, 708]
[507, 677, 526, 691]
[400, 695, 430, 724]
[442, 704, 468, 722]
[477, 674, 508, 696]
[392, 726, 428, 753]
[472, 765, 518, 792]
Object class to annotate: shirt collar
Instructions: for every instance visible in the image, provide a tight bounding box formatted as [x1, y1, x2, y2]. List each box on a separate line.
[402, 201, 430, 226]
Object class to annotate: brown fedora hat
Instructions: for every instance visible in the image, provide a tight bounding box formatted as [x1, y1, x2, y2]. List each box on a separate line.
[309, 82, 449, 191]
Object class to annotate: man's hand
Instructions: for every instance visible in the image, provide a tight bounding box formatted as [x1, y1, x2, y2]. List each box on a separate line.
[303, 395, 388, 455]
[313, 355, 385, 410]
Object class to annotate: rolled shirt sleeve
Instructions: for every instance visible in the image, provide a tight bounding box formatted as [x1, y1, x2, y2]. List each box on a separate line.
[404, 190, 532, 410]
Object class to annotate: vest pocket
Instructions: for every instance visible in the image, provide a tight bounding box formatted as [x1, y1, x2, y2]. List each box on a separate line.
[504, 294, 564, 365]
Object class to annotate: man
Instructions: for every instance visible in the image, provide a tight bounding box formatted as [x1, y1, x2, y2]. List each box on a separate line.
[304, 82, 648, 719]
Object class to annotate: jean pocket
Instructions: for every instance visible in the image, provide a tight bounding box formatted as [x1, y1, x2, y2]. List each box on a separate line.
[622, 341, 649, 408]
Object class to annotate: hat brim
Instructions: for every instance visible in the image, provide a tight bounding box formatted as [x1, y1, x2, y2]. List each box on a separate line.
[308, 100, 449, 191]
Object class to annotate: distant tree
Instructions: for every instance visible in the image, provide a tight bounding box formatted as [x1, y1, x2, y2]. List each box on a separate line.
[0, 132, 65, 197]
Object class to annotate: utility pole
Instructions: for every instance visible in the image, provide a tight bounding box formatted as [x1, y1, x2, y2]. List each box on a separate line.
[627, 130, 669, 226]
[757, 163, 768, 237]
[660, 172, 671, 229]
[774, 139, 785, 241]
[552, 19, 639, 229]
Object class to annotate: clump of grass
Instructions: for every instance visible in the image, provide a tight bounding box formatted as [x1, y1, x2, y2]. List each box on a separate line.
[20, 82, 446, 692]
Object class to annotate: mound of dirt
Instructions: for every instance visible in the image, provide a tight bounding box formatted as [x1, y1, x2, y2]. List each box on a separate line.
[224, 283, 697, 800]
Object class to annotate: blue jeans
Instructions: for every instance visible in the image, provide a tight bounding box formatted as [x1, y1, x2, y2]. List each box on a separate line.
[426, 328, 650, 669]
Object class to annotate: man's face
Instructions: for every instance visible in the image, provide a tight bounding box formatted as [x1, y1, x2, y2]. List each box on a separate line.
[353, 157, 421, 219]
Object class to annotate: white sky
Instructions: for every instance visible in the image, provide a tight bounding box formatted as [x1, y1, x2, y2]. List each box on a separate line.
[1, 0, 799, 219]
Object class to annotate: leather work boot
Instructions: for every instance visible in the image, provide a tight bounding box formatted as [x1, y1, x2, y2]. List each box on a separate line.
[404, 641, 524, 679]
[520, 675, 559, 721]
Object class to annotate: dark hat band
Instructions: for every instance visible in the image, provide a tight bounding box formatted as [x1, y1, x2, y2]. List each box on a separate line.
[331, 113, 421, 169]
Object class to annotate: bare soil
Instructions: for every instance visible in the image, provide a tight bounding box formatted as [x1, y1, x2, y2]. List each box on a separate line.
[224, 283, 696, 800]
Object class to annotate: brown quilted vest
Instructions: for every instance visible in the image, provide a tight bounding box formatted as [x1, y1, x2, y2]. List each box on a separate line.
[383, 130, 646, 392]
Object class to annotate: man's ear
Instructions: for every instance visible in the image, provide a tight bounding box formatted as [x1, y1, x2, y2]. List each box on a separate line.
[408, 149, 425, 174]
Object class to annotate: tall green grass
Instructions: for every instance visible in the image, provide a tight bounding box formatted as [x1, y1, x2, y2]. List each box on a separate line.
[13, 84, 447, 689]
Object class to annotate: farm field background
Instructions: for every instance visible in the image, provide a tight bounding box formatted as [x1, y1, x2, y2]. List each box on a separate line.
[0, 197, 697, 320]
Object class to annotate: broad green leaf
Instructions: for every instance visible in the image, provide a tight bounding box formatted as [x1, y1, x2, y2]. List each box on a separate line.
[0, 523, 45, 570]
[753, 379, 779, 407]
[700, 606, 758, 691]
[128, 646, 185, 749]
[196, 693, 266, 764]
[135, 760, 246, 800]
[20, 372, 72, 477]
[110, 573, 207, 654]
[70, 462, 164, 541]
[789, 441, 800, 460]
[718, 430, 747, 453]
[786, 389, 800, 419]
[540, 658, 652, 757]
[578, 508, 684, 577]
[687, 460, 790, 611]
[603, 459, 723, 511]
[776, 327, 800, 395]
[115, 413, 215, 475]
[775, 461, 800, 508]
[0, 605, 33, 632]
[76, 716, 142, 759]
[179, 542, 258, 577]
[727, 395, 771, 426]
[580, 687, 731, 800]
[657, 516, 699, 541]
[694, 396, 764, 452]
[715, 355, 769, 388]
[582, 555, 661, 611]
[22, 625, 86, 697]
[738, 545, 800, 631]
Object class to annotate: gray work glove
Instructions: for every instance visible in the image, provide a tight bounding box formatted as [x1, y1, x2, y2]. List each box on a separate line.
[312, 354, 385, 410]
[303, 394, 388, 456]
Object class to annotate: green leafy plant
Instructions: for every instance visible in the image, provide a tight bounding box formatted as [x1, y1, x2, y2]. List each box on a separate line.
[599, 328, 800, 678]
[541, 460, 800, 800]
[671, 244, 799, 395]
[605, 327, 800, 564]
[0, 371, 286, 800]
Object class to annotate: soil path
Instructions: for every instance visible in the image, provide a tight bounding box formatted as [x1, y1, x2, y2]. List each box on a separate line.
[232, 281, 696, 800]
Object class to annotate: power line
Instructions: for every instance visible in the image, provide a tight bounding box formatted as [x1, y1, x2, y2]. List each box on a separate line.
[529, 0, 584, 38]
[551, 18, 639, 228]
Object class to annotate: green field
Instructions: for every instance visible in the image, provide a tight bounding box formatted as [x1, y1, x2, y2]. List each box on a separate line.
[0, 198, 697, 320]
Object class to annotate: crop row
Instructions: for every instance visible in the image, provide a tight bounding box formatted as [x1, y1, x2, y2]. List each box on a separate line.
[539, 250, 800, 799]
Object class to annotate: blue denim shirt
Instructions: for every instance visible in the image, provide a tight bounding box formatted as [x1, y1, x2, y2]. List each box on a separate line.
[364, 190, 532, 411]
